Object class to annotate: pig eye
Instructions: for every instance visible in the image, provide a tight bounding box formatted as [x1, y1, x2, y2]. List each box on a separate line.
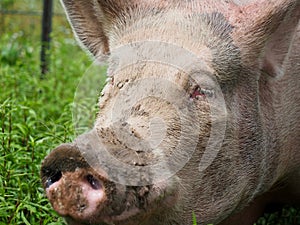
[190, 85, 214, 100]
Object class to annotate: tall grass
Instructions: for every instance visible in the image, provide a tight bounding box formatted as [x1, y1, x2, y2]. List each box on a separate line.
[0, 2, 91, 223]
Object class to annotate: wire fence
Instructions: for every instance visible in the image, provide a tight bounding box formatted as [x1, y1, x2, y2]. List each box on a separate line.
[0, 0, 67, 76]
[0, 9, 64, 16]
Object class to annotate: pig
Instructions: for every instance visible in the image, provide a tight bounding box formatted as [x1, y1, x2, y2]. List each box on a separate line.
[41, 0, 300, 225]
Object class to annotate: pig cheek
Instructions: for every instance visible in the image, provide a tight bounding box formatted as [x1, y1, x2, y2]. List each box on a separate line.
[46, 173, 106, 221]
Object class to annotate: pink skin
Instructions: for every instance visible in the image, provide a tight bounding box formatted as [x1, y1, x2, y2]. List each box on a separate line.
[46, 169, 106, 220]
[42, 0, 300, 224]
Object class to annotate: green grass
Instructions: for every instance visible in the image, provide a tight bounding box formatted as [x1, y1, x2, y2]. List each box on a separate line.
[0, 1, 299, 225]
[0, 3, 91, 223]
[254, 206, 300, 225]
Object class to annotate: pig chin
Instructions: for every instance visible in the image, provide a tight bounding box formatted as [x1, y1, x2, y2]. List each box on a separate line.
[99, 179, 180, 225]
[65, 179, 180, 225]
[41, 143, 180, 225]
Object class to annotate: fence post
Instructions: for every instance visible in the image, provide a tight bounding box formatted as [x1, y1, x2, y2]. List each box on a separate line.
[40, 0, 53, 76]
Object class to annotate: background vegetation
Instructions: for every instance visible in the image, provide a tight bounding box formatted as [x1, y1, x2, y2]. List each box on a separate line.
[1, 1, 89, 224]
[0, 1, 299, 224]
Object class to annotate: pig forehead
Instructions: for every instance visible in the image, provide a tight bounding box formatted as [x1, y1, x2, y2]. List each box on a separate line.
[109, 60, 213, 88]
[108, 8, 241, 84]
[110, 10, 217, 63]
[108, 41, 215, 81]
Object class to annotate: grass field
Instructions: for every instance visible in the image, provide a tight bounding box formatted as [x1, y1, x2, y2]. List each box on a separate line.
[0, 1, 299, 225]
[1, 2, 90, 224]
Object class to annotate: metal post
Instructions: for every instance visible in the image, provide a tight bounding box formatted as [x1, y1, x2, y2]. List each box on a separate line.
[40, 0, 53, 76]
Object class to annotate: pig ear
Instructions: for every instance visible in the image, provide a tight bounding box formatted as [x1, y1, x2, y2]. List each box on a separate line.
[61, 0, 131, 58]
[234, 0, 299, 77]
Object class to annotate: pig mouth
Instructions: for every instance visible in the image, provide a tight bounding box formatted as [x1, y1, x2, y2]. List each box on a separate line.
[83, 178, 179, 225]
[43, 165, 178, 224]
[102, 181, 179, 224]
[63, 183, 178, 225]
[41, 144, 180, 224]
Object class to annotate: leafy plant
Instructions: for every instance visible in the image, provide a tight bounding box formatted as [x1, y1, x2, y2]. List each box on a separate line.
[0, 2, 91, 223]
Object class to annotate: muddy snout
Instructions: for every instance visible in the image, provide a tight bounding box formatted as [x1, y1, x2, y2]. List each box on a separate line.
[41, 143, 107, 220]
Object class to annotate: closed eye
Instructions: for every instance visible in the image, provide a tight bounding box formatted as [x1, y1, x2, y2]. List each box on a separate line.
[190, 85, 215, 100]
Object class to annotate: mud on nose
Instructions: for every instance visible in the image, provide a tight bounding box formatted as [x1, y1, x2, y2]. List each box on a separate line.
[46, 169, 106, 219]
[41, 143, 90, 187]
[44, 170, 102, 191]
[41, 143, 106, 219]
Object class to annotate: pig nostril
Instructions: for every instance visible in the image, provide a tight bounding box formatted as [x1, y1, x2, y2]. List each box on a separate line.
[86, 174, 101, 190]
[45, 171, 62, 188]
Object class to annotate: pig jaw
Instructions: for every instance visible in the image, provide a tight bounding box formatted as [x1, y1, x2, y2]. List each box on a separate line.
[41, 143, 182, 225]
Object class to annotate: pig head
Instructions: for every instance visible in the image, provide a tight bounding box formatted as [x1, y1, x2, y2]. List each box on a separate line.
[41, 0, 300, 225]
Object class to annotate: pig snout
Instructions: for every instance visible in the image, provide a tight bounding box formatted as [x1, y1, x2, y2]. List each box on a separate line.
[46, 170, 104, 219]
[41, 141, 179, 225]
[41, 144, 107, 222]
